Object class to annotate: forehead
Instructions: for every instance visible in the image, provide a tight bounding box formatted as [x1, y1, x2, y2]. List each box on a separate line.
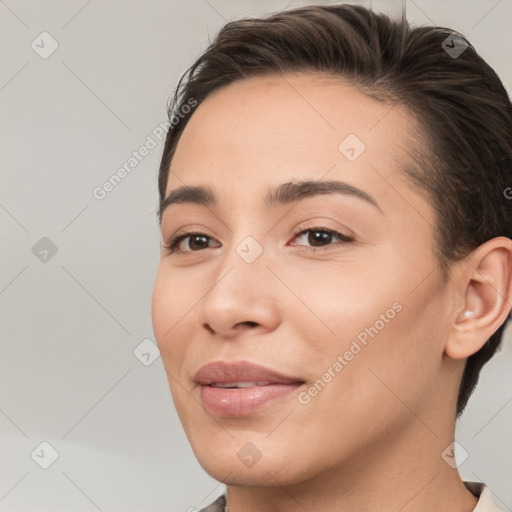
[167, 73, 427, 218]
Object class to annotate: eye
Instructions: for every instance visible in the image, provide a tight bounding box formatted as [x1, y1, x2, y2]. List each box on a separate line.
[162, 232, 220, 254]
[290, 227, 353, 249]
[162, 227, 353, 254]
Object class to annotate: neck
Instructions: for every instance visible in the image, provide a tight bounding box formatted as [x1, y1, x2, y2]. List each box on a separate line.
[225, 420, 478, 512]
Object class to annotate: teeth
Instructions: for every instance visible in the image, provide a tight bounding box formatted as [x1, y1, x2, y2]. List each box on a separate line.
[211, 381, 272, 388]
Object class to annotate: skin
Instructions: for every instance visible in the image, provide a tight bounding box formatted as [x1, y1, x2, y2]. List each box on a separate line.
[151, 73, 512, 512]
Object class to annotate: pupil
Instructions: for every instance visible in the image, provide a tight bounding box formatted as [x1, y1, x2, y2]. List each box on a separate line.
[190, 235, 209, 250]
[309, 230, 331, 246]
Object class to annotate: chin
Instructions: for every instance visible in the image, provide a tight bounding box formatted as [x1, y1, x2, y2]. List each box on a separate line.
[187, 434, 315, 488]
[198, 455, 305, 488]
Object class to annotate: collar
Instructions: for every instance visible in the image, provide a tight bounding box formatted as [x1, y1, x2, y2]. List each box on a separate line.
[464, 482, 503, 511]
[199, 482, 502, 511]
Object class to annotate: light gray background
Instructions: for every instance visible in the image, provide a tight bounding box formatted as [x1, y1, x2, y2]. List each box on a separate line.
[1, 1, 511, 511]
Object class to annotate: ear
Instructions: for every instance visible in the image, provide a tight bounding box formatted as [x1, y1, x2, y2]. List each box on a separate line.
[445, 237, 512, 359]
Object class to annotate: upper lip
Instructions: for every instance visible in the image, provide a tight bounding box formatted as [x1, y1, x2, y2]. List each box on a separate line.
[194, 361, 304, 386]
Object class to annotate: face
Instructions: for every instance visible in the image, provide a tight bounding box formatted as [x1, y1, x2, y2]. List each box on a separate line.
[152, 73, 456, 487]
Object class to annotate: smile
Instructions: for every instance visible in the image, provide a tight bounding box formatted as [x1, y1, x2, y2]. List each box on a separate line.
[194, 361, 304, 416]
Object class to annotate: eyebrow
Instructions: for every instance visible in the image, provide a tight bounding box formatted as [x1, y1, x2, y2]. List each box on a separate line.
[159, 179, 383, 220]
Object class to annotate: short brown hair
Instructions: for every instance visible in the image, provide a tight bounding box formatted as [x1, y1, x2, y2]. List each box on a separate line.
[157, 4, 512, 416]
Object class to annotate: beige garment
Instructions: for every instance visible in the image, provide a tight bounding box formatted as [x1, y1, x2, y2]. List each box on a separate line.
[465, 482, 503, 512]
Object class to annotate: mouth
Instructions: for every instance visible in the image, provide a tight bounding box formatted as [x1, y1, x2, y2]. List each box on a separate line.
[210, 381, 274, 388]
[194, 361, 305, 416]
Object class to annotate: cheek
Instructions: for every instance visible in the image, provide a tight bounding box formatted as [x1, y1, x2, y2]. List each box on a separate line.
[282, 259, 402, 344]
[286, 255, 447, 402]
[151, 265, 197, 366]
[151, 267, 199, 419]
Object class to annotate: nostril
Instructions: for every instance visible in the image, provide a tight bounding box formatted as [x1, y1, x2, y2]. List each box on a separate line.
[203, 323, 215, 334]
[242, 321, 259, 328]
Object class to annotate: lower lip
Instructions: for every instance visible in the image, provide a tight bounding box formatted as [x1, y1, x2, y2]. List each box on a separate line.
[200, 383, 301, 416]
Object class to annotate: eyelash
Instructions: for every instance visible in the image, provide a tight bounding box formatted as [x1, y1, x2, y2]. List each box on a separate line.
[161, 226, 353, 255]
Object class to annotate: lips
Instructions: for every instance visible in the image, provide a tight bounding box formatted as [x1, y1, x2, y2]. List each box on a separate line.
[194, 361, 304, 416]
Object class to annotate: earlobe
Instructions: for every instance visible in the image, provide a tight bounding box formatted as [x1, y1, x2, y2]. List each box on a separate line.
[445, 237, 512, 360]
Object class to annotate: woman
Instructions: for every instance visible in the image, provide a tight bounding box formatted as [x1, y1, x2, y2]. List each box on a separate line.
[151, 4, 511, 511]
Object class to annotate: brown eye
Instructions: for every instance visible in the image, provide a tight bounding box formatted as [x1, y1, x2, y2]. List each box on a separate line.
[292, 228, 353, 249]
[187, 235, 211, 251]
[308, 230, 334, 246]
[164, 232, 220, 254]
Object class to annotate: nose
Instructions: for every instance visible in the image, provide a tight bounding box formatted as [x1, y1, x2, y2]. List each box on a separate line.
[197, 252, 281, 339]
